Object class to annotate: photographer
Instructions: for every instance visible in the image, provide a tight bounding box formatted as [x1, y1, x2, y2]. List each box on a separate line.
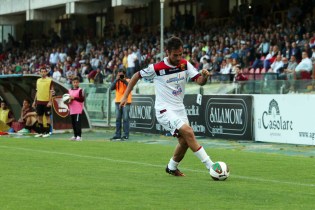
[110, 69, 132, 140]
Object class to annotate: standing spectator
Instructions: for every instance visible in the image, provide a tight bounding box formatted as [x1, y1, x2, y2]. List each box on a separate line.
[119, 37, 216, 176]
[68, 76, 85, 141]
[281, 41, 292, 59]
[32, 66, 53, 138]
[49, 48, 59, 69]
[291, 42, 302, 62]
[94, 67, 104, 85]
[126, 48, 138, 79]
[110, 69, 132, 140]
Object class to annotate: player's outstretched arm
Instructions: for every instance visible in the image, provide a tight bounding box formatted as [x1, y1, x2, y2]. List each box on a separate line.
[119, 72, 141, 108]
[196, 69, 210, 86]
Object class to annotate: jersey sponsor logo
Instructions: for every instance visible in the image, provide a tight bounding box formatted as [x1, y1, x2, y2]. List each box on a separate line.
[52, 96, 69, 118]
[172, 85, 183, 96]
[166, 73, 185, 83]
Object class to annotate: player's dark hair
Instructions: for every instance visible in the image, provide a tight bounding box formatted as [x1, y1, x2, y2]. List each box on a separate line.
[24, 99, 31, 104]
[166, 36, 183, 51]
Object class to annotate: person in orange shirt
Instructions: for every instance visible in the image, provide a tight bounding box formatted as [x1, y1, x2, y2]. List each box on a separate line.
[110, 69, 132, 140]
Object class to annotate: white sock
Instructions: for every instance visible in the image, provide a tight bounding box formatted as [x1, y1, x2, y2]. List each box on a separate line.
[194, 146, 214, 170]
[167, 158, 179, 170]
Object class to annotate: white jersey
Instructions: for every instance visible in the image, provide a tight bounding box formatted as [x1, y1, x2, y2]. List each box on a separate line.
[139, 57, 200, 111]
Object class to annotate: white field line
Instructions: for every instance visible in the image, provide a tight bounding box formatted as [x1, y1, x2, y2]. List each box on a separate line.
[1, 145, 315, 188]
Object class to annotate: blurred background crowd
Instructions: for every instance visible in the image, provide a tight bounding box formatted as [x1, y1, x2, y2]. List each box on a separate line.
[0, 0, 315, 91]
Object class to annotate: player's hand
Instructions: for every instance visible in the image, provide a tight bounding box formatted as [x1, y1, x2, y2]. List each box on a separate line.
[32, 102, 36, 108]
[119, 97, 127, 109]
[201, 69, 210, 78]
[47, 101, 52, 107]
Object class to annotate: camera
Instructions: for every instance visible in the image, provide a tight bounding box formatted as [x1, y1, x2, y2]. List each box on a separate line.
[120, 75, 125, 79]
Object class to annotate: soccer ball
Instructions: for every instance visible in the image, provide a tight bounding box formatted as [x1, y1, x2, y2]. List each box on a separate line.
[62, 94, 71, 104]
[210, 161, 230, 181]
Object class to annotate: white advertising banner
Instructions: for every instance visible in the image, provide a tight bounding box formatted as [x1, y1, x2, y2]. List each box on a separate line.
[254, 94, 315, 145]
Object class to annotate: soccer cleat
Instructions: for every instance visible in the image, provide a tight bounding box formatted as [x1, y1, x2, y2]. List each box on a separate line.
[42, 133, 50, 138]
[69, 136, 76, 140]
[75, 136, 82, 141]
[34, 133, 43, 138]
[165, 166, 185, 176]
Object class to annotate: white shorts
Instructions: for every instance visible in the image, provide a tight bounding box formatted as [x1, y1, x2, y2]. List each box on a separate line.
[156, 109, 189, 137]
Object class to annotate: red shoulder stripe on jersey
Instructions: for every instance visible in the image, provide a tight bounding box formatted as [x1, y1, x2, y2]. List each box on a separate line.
[153, 61, 168, 71]
[191, 73, 201, 81]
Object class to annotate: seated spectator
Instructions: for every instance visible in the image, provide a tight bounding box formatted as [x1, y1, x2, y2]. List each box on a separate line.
[270, 53, 284, 74]
[289, 51, 313, 92]
[311, 46, 315, 64]
[263, 45, 279, 70]
[52, 66, 62, 82]
[278, 55, 299, 93]
[87, 69, 97, 83]
[234, 64, 248, 82]
[219, 59, 231, 82]
[201, 57, 210, 70]
[294, 51, 313, 78]
[233, 64, 248, 93]
[0, 100, 15, 132]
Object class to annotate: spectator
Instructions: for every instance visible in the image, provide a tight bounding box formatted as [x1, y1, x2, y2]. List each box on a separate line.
[94, 67, 104, 85]
[278, 55, 298, 92]
[126, 48, 138, 79]
[233, 64, 248, 93]
[52, 66, 62, 82]
[289, 51, 313, 92]
[219, 59, 231, 82]
[291, 42, 302, 61]
[66, 66, 77, 84]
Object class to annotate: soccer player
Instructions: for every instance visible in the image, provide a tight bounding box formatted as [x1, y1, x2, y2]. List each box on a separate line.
[120, 36, 214, 176]
[32, 66, 53, 138]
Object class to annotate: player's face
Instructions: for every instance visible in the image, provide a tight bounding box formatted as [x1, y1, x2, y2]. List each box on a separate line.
[168, 47, 183, 66]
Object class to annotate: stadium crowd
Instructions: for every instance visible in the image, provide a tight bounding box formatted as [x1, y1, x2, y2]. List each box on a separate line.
[0, 0, 315, 93]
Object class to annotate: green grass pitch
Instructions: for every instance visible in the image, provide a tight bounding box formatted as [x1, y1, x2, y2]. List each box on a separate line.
[0, 130, 315, 210]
